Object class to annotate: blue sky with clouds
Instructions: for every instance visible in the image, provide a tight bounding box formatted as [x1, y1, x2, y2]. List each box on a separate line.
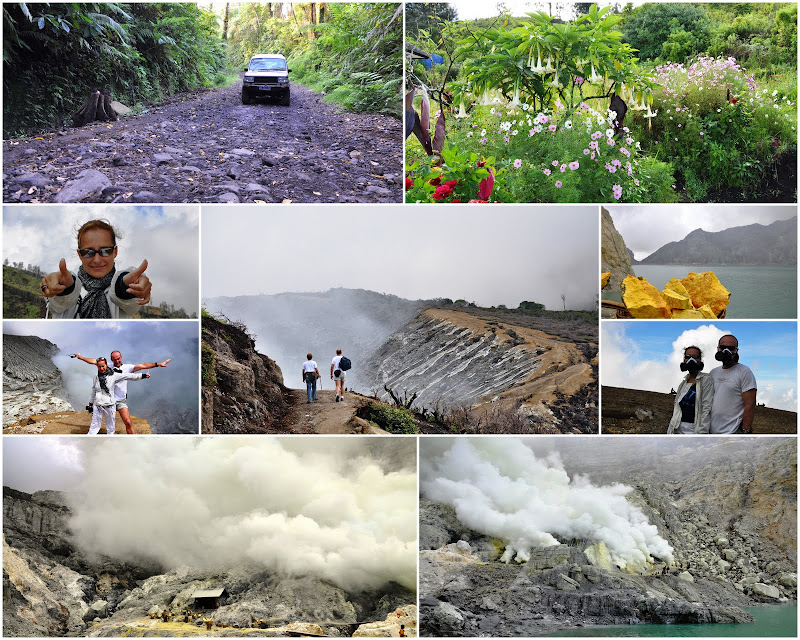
[602, 321, 797, 411]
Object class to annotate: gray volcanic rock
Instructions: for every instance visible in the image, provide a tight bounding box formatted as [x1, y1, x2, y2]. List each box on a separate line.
[3, 334, 73, 427]
[4, 487, 416, 637]
[201, 315, 293, 433]
[601, 207, 635, 291]
[360, 310, 543, 408]
[641, 216, 797, 265]
[136, 397, 199, 434]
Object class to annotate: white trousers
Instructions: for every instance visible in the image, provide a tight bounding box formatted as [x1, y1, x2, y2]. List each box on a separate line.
[89, 404, 117, 435]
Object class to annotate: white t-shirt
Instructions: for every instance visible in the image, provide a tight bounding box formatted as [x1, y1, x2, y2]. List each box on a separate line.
[303, 361, 318, 373]
[709, 364, 757, 434]
[331, 355, 342, 371]
[113, 363, 136, 400]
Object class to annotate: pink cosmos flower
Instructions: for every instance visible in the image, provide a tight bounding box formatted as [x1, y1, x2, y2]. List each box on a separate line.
[612, 184, 622, 200]
[552, 160, 559, 166]
[555, 180, 563, 188]
[560, 164, 567, 173]
[569, 161, 579, 170]
[543, 168, 551, 176]
[548, 124, 557, 132]
[513, 158, 523, 168]
[583, 149, 590, 155]
[607, 138, 615, 146]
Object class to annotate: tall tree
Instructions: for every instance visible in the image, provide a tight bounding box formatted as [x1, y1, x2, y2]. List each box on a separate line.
[223, 2, 229, 40]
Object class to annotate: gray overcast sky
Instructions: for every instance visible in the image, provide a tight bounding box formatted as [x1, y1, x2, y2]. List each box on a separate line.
[202, 205, 599, 310]
[3, 205, 199, 313]
[606, 205, 797, 261]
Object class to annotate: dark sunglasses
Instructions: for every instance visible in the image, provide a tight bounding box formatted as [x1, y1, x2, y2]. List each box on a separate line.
[78, 245, 116, 258]
[717, 345, 738, 351]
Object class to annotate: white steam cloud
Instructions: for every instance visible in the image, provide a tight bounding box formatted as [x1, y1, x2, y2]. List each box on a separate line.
[421, 438, 673, 572]
[66, 438, 416, 592]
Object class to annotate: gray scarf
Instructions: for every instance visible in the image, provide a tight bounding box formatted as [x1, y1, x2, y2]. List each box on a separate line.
[98, 370, 111, 395]
[76, 265, 115, 318]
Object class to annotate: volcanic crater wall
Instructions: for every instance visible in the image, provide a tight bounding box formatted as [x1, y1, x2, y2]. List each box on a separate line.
[360, 308, 588, 409]
[3, 334, 73, 427]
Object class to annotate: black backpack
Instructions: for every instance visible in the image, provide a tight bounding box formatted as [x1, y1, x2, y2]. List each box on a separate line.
[339, 356, 352, 371]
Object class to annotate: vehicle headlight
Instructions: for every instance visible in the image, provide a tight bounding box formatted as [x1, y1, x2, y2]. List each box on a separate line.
[278, 76, 289, 85]
[244, 76, 254, 83]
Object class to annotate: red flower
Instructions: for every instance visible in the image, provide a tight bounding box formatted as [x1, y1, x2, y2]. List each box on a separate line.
[477, 168, 495, 201]
[429, 177, 442, 186]
[468, 199, 489, 203]
[432, 184, 454, 201]
[730, 98, 738, 104]
[451, 198, 462, 203]
[405, 177, 414, 190]
[476, 160, 486, 168]
[444, 179, 459, 188]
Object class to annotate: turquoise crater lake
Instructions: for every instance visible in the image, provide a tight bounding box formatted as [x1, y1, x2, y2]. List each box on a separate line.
[606, 265, 797, 319]
[550, 603, 797, 637]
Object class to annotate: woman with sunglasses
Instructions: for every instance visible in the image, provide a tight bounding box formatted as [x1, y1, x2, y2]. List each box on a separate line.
[40, 219, 151, 318]
[667, 345, 714, 434]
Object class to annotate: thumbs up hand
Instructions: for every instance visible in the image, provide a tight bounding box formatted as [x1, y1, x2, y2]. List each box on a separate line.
[122, 259, 151, 305]
[40, 259, 74, 297]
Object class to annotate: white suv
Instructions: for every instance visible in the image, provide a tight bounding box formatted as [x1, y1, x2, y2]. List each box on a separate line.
[242, 54, 291, 106]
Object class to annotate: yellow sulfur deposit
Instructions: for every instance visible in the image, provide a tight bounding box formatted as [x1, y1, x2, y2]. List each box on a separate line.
[616, 271, 730, 319]
[621, 276, 671, 318]
[661, 287, 692, 310]
[664, 278, 691, 299]
[679, 272, 731, 316]
[601, 272, 610, 289]
[697, 304, 717, 319]
[672, 308, 705, 319]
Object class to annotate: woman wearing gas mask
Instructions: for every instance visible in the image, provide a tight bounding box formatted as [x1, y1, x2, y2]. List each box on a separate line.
[667, 346, 714, 434]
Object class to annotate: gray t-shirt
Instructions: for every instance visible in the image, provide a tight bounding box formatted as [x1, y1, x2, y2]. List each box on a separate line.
[709, 364, 757, 434]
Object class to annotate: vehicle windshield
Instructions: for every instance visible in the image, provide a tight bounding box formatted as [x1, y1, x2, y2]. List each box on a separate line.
[249, 59, 287, 71]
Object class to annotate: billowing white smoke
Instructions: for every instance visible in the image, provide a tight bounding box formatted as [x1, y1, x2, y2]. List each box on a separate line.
[66, 438, 416, 592]
[421, 438, 673, 572]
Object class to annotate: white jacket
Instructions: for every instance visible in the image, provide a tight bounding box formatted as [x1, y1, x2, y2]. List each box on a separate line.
[668, 372, 714, 434]
[46, 267, 140, 319]
[90, 370, 147, 406]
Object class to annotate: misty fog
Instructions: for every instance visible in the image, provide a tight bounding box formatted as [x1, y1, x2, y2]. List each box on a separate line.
[3, 437, 417, 592]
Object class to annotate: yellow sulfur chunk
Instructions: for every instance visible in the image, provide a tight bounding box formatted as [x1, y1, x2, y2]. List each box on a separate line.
[664, 277, 691, 300]
[661, 288, 692, 310]
[697, 304, 717, 319]
[672, 309, 705, 319]
[601, 272, 611, 289]
[621, 275, 671, 318]
[680, 272, 730, 316]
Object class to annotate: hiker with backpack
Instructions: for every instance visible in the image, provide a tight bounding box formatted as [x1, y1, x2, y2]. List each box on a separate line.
[302, 353, 320, 403]
[331, 349, 351, 403]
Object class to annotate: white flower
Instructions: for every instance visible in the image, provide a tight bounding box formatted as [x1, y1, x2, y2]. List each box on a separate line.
[481, 129, 487, 136]
[772, 89, 778, 96]
[466, 131, 473, 137]
[522, 104, 530, 111]
[490, 108, 496, 114]
[511, 129, 518, 136]
[605, 128, 614, 138]
[564, 120, 573, 129]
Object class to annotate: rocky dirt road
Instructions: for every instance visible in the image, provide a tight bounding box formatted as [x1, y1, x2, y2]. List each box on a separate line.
[285, 389, 388, 434]
[3, 81, 403, 204]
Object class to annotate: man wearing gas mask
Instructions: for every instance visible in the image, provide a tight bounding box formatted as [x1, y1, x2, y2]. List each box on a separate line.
[668, 346, 714, 434]
[709, 334, 757, 434]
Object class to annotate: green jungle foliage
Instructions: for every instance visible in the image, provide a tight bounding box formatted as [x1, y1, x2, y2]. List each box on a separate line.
[3, 265, 46, 318]
[227, 3, 402, 116]
[4, 2, 228, 136]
